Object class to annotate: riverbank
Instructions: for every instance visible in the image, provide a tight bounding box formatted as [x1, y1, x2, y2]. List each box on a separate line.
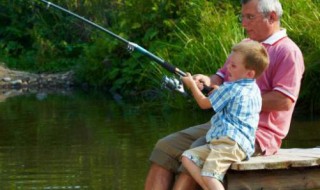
[0, 63, 75, 102]
[0, 64, 74, 90]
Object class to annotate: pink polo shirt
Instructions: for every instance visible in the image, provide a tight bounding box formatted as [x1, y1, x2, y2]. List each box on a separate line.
[216, 29, 305, 155]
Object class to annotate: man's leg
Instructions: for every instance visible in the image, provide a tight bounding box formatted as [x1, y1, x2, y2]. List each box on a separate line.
[144, 122, 210, 190]
[144, 163, 174, 190]
[172, 173, 199, 190]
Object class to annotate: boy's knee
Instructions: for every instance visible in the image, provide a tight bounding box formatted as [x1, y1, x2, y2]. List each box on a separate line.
[181, 156, 188, 165]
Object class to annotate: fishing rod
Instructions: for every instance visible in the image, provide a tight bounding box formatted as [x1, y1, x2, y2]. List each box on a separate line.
[38, 0, 213, 95]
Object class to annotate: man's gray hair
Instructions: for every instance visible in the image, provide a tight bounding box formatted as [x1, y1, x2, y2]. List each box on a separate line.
[241, 0, 283, 18]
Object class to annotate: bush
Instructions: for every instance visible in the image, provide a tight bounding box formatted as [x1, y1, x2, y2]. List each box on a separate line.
[1, 0, 320, 114]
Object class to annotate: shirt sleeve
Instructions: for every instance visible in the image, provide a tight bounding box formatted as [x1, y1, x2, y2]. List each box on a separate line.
[216, 56, 231, 81]
[209, 83, 232, 112]
[262, 43, 304, 102]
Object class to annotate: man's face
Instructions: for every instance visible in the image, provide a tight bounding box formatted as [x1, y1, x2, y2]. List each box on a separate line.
[241, 0, 271, 42]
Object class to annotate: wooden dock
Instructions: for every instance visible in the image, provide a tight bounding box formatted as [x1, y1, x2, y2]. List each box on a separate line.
[226, 148, 320, 190]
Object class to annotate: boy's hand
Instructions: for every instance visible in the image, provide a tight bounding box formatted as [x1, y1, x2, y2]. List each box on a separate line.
[181, 73, 196, 89]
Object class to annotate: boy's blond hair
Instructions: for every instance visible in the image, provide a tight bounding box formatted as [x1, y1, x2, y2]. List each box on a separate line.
[232, 40, 269, 78]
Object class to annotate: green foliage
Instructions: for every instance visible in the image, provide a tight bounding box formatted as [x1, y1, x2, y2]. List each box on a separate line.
[159, 1, 244, 74]
[1, 0, 320, 114]
[281, 0, 320, 114]
[0, 0, 112, 72]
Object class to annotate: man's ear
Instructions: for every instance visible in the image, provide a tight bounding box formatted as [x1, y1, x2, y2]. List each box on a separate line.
[268, 11, 278, 24]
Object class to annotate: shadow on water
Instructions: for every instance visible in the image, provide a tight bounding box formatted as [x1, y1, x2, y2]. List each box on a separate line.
[0, 90, 319, 189]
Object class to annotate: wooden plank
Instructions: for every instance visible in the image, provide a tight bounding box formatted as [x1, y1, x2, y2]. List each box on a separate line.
[226, 166, 320, 190]
[230, 148, 320, 170]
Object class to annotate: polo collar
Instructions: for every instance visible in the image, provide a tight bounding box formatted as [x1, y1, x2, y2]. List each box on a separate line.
[262, 29, 287, 45]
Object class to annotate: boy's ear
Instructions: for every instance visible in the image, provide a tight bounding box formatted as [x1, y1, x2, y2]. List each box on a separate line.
[247, 70, 256, 78]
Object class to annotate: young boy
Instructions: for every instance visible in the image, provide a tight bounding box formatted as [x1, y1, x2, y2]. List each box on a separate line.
[179, 40, 269, 190]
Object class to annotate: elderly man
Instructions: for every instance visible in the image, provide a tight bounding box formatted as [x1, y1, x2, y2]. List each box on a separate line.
[145, 0, 305, 189]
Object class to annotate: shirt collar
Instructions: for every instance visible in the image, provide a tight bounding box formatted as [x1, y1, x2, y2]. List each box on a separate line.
[262, 29, 287, 45]
[226, 78, 255, 85]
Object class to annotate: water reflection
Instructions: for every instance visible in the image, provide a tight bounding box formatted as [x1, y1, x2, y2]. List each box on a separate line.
[0, 90, 211, 189]
[0, 90, 319, 189]
[283, 118, 320, 148]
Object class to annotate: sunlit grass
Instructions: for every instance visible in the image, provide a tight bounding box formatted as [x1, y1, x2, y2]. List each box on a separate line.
[144, 0, 320, 113]
[153, 1, 244, 76]
[281, 0, 320, 114]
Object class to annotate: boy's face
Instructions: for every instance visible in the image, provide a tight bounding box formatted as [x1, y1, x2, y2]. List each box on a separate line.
[227, 51, 253, 82]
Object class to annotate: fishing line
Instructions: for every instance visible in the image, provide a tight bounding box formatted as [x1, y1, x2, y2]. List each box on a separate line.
[37, 0, 213, 96]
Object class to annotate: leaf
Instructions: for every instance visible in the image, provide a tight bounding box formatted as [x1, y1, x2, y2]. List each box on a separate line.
[131, 23, 141, 29]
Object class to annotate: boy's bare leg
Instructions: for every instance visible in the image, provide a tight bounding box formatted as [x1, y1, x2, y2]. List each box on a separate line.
[179, 156, 207, 189]
[144, 163, 174, 190]
[203, 176, 225, 190]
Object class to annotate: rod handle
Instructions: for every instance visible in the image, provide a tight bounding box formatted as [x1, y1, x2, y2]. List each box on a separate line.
[202, 85, 213, 95]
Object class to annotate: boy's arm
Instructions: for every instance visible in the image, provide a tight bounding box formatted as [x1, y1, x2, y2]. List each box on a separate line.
[190, 85, 212, 109]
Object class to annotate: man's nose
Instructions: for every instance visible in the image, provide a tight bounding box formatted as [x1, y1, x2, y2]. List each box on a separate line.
[241, 19, 248, 28]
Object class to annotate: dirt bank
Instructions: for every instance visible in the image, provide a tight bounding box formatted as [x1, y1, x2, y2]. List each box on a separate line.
[0, 63, 75, 101]
[0, 64, 74, 90]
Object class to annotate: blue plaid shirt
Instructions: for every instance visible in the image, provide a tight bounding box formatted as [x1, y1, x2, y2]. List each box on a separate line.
[206, 78, 262, 158]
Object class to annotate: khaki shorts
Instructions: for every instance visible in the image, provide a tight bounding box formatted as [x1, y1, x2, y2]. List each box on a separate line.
[182, 137, 246, 182]
[149, 121, 263, 173]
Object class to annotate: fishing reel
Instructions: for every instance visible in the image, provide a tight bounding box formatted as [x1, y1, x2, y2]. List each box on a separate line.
[161, 76, 188, 96]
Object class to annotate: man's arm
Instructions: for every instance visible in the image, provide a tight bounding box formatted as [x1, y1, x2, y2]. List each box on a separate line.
[210, 74, 224, 86]
[262, 91, 294, 112]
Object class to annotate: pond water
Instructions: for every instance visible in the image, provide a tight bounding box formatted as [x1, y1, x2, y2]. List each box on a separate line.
[0, 90, 319, 189]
